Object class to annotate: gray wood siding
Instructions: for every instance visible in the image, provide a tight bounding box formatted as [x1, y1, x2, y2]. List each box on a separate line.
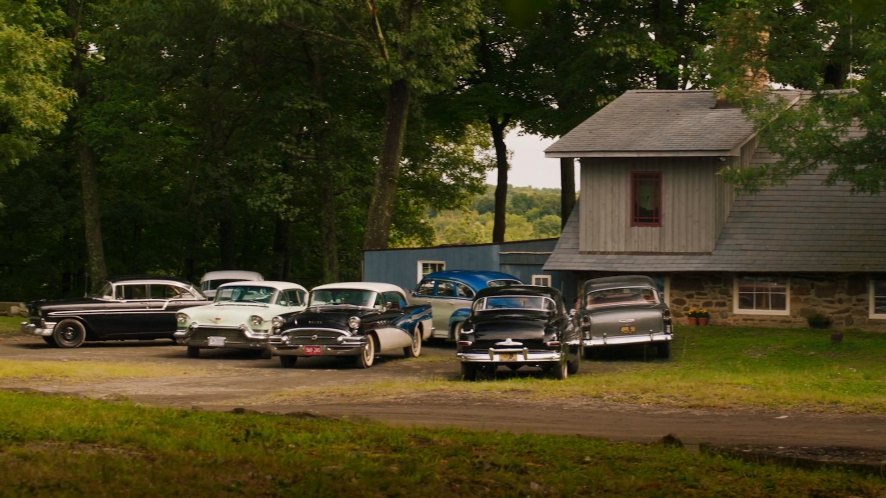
[580, 157, 721, 253]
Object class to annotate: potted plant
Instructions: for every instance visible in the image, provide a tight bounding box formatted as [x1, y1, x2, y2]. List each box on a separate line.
[807, 313, 832, 330]
[687, 308, 710, 326]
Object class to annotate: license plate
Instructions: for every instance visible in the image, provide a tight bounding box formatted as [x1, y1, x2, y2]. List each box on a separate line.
[303, 345, 322, 355]
[208, 336, 225, 347]
[500, 353, 517, 361]
[619, 326, 636, 334]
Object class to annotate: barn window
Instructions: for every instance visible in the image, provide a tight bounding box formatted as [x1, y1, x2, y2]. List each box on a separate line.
[417, 260, 445, 281]
[631, 172, 662, 226]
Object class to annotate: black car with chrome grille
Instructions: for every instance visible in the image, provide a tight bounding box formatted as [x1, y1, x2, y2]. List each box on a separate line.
[268, 282, 432, 369]
[456, 285, 581, 380]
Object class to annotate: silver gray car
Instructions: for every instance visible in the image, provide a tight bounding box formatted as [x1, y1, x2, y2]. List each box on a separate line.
[576, 275, 673, 359]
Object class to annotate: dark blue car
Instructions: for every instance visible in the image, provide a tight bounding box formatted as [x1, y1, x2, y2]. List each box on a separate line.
[411, 270, 522, 341]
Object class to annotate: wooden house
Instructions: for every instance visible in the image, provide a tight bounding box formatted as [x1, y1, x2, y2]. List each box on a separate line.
[544, 89, 886, 330]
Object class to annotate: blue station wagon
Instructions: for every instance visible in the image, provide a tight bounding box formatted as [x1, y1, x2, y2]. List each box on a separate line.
[411, 270, 522, 341]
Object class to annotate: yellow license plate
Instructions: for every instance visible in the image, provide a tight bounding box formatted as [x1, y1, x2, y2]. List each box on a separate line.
[619, 326, 636, 334]
[500, 353, 517, 361]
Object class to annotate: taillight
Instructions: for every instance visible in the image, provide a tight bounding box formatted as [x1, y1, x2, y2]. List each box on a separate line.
[545, 341, 561, 348]
[457, 340, 473, 347]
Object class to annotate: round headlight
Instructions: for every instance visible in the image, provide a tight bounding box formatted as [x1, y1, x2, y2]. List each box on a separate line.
[176, 313, 189, 326]
[250, 315, 263, 327]
[271, 316, 286, 329]
[347, 316, 361, 330]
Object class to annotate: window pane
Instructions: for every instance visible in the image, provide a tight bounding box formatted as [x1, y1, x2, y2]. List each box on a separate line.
[632, 172, 661, 225]
[874, 279, 886, 315]
[737, 276, 787, 312]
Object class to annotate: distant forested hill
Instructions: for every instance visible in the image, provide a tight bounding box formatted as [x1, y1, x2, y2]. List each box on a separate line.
[402, 186, 572, 247]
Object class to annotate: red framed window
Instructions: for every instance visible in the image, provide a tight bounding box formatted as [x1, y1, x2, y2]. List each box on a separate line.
[631, 171, 662, 226]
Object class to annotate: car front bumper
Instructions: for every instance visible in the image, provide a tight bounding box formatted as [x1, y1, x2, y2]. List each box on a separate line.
[457, 348, 563, 364]
[21, 321, 55, 337]
[175, 325, 270, 350]
[269, 334, 367, 357]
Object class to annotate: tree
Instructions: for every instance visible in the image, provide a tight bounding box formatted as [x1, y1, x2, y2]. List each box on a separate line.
[0, 1, 72, 176]
[711, 1, 886, 193]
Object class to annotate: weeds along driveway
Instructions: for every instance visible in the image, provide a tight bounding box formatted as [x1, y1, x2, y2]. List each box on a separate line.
[1, 333, 885, 454]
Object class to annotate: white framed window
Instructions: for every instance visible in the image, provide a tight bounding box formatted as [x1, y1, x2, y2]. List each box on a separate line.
[733, 275, 790, 315]
[417, 260, 445, 281]
[869, 278, 886, 319]
[531, 274, 552, 286]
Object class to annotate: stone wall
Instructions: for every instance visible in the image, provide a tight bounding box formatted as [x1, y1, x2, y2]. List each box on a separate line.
[668, 273, 886, 332]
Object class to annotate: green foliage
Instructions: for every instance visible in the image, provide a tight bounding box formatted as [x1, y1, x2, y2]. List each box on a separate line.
[418, 185, 563, 246]
[0, 0, 73, 172]
[710, 1, 886, 193]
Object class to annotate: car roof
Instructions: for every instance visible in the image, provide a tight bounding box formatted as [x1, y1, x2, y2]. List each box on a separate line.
[476, 284, 562, 300]
[216, 280, 307, 292]
[311, 282, 406, 294]
[419, 270, 522, 288]
[108, 276, 195, 286]
[200, 270, 264, 282]
[583, 275, 657, 292]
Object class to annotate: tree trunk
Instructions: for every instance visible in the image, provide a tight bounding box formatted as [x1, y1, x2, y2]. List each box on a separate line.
[69, 0, 107, 292]
[489, 115, 510, 243]
[271, 219, 290, 281]
[320, 182, 339, 282]
[363, 79, 411, 250]
[79, 143, 106, 290]
[652, 0, 680, 90]
[560, 157, 576, 228]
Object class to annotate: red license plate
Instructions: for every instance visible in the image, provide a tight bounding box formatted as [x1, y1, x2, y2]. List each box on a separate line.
[303, 345, 322, 355]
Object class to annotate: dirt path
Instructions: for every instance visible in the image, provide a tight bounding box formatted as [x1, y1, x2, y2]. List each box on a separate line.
[2, 333, 884, 469]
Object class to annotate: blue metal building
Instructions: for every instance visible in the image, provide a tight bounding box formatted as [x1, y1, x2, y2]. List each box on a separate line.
[362, 238, 578, 303]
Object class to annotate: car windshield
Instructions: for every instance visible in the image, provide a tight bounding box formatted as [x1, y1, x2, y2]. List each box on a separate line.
[474, 295, 556, 312]
[309, 289, 381, 309]
[585, 287, 658, 308]
[215, 285, 276, 304]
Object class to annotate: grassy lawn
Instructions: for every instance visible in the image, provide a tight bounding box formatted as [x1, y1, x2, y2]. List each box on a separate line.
[2, 316, 884, 413]
[0, 317, 884, 495]
[271, 326, 886, 414]
[0, 391, 883, 497]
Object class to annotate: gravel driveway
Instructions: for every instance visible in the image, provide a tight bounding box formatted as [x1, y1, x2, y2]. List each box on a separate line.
[1, 333, 884, 472]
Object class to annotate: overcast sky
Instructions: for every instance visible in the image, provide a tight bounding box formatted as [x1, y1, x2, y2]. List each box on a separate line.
[486, 129, 577, 189]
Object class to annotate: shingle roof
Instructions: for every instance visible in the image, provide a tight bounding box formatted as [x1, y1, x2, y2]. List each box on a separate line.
[544, 90, 800, 157]
[544, 90, 886, 273]
[545, 162, 886, 272]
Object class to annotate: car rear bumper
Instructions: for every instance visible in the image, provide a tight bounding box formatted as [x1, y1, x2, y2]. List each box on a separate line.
[583, 332, 672, 347]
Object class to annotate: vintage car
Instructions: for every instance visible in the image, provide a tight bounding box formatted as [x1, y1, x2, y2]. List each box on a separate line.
[174, 280, 308, 358]
[199, 270, 264, 299]
[456, 285, 581, 380]
[21, 277, 209, 348]
[577, 275, 673, 358]
[411, 270, 522, 341]
[268, 282, 433, 368]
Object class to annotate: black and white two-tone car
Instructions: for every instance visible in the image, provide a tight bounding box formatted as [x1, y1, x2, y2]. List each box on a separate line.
[21, 277, 209, 348]
[456, 285, 581, 380]
[268, 282, 433, 368]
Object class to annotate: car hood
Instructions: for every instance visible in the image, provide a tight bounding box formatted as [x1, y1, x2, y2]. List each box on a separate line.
[28, 297, 107, 313]
[181, 303, 306, 324]
[283, 307, 381, 332]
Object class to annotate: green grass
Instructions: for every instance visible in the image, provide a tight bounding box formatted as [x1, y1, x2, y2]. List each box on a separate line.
[0, 315, 22, 334]
[0, 391, 882, 497]
[269, 326, 886, 414]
